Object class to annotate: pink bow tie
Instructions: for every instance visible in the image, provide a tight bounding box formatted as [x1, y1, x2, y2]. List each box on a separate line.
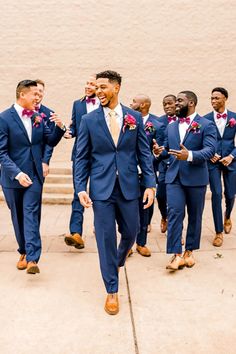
[22, 109, 34, 118]
[86, 97, 96, 105]
[217, 113, 227, 119]
[167, 115, 177, 123]
[179, 117, 190, 124]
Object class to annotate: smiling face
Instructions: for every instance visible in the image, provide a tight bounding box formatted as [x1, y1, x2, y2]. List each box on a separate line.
[18, 86, 40, 110]
[96, 78, 120, 108]
[175, 93, 190, 117]
[163, 96, 176, 116]
[211, 91, 227, 112]
[85, 76, 97, 97]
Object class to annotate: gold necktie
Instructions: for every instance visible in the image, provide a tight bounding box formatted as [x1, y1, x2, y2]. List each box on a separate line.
[109, 110, 120, 146]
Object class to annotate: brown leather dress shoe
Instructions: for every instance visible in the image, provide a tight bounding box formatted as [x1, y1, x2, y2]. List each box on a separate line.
[213, 232, 223, 247]
[104, 293, 119, 315]
[136, 245, 151, 257]
[127, 249, 133, 257]
[17, 254, 27, 270]
[224, 218, 232, 234]
[64, 233, 84, 249]
[160, 218, 167, 233]
[27, 261, 40, 274]
[166, 255, 185, 271]
[183, 250, 195, 268]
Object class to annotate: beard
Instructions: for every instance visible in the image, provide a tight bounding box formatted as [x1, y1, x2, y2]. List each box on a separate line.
[176, 105, 189, 117]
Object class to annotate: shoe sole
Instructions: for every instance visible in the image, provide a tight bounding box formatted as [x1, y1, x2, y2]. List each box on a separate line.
[64, 237, 84, 249]
[17, 266, 27, 270]
[136, 250, 151, 257]
[27, 266, 40, 274]
[104, 307, 119, 315]
[166, 265, 185, 271]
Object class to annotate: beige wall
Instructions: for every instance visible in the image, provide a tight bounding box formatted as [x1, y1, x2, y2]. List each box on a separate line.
[1, 0, 236, 162]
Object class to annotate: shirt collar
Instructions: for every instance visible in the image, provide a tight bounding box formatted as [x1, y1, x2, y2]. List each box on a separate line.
[14, 103, 25, 117]
[142, 114, 150, 125]
[188, 112, 197, 123]
[103, 103, 123, 118]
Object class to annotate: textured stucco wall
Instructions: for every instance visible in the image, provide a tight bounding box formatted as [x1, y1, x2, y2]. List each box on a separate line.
[0, 0, 236, 162]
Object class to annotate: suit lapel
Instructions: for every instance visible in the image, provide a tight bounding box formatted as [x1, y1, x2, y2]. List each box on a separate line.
[182, 114, 200, 145]
[11, 106, 31, 143]
[171, 121, 181, 145]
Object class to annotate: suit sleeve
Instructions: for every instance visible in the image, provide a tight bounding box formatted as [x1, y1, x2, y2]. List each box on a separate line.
[192, 121, 217, 163]
[69, 101, 77, 138]
[136, 115, 156, 188]
[0, 117, 21, 180]
[43, 122, 64, 147]
[42, 117, 54, 164]
[74, 116, 91, 194]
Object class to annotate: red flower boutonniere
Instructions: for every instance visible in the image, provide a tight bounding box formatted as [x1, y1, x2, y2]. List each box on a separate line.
[187, 121, 201, 134]
[226, 118, 236, 128]
[31, 112, 46, 128]
[122, 114, 137, 133]
[144, 121, 156, 135]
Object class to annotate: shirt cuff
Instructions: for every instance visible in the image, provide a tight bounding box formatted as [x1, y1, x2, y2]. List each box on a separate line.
[15, 172, 23, 180]
[78, 191, 86, 196]
[187, 151, 193, 162]
[229, 154, 235, 159]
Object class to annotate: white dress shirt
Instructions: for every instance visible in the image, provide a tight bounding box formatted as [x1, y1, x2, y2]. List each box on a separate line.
[103, 103, 123, 130]
[213, 109, 227, 138]
[178, 112, 197, 162]
[86, 97, 100, 113]
[143, 114, 149, 125]
[14, 103, 32, 142]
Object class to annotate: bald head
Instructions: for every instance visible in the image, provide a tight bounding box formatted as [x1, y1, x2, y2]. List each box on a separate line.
[130, 94, 151, 116]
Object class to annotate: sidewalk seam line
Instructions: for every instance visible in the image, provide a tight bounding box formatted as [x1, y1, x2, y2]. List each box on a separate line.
[124, 265, 139, 354]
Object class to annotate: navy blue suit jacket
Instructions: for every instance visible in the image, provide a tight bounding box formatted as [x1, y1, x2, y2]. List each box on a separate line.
[70, 97, 87, 161]
[40, 104, 55, 165]
[204, 110, 236, 171]
[157, 114, 174, 173]
[74, 105, 156, 201]
[164, 114, 217, 186]
[0, 105, 64, 188]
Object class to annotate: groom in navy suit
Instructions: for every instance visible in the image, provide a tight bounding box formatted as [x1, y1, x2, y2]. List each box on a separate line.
[0, 80, 66, 274]
[75, 71, 156, 315]
[153, 91, 216, 271]
[204, 87, 236, 247]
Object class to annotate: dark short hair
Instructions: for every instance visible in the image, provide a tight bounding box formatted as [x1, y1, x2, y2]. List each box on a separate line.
[96, 70, 122, 85]
[179, 90, 198, 106]
[212, 87, 228, 99]
[163, 94, 176, 101]
[16, 80, 38, 99]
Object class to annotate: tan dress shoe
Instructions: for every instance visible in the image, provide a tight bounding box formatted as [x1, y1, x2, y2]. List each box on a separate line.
[64, 233, 84, 249]
[127, 249, 133, 257]
[166, 255, 185, 271]
[183, 250, 195, 268]
[17, 254, 27, 270]
[224, 218, 232, 234]
[136, 245, 151, 257]
[27, 261, 40, 274]
[147, 224, 151, 233]
[160, 218, 167, 233]
[104, 293, 119, 315]
[213, 232, 223, 247]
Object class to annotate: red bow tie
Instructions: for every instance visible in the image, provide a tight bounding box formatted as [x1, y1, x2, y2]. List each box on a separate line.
[22, 109, 34, 118]
[167, 115, 177, 123]
[216, 113, 227, 119]
[86, 97, 96, 105]
[179, 117, 190, 124]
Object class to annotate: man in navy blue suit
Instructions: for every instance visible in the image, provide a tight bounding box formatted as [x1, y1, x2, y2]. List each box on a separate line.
[130, 94, 165, 257]
[75, 71, 156, 315]
[35, 79, 55, 178]
[64, 75, 100, 250]
[204, 87, 236, 247]
[158, 95, 177, 233]
[0, 80, 66, 274]
[153, 91, 217, 271]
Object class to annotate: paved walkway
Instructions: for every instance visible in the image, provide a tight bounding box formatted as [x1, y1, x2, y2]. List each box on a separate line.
[0, 199, 236, 354]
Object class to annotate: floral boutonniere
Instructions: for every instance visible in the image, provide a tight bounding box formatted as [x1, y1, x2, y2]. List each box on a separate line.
[144, 121, 156, 135]
[122, 114, 137, 133]
[226, 118, 236, 128]
[187, 121, 201, 134]
[31, 112, 46, 128]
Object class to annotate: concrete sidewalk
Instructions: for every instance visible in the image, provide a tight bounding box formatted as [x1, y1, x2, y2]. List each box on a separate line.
[0, 200, 236, 354]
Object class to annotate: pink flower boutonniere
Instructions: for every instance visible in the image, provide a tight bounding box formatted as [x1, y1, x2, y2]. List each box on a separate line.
[31, 112, 46, 128]
[187, 121, 201, 134]
[226, 118, 236, 128]
[122, 114, 137, 133]
[144, 121, 156, 135]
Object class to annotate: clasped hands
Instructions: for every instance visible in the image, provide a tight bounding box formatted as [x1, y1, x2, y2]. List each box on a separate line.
[210, 153, 233, 166]
[152, 139, 189, 160]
